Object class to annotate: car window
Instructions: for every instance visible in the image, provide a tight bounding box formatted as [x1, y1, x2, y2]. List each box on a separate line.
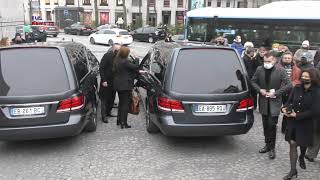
[97, 29, 104, 34]
[64, 45, 89, 83]
[104, 30, 116, 34]
[119, 31, 129, 35]
[0, 48, 70, 96]
[135, 28, 143, 33]
[171, 49, 247, 94]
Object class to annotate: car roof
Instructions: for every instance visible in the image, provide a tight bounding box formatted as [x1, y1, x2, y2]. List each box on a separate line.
[0, 41, 85, 50]
[100, 28, 128, 33]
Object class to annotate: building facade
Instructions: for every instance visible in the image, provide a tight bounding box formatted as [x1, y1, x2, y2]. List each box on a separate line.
[0, 0, 26, 38]
[37, 0, 187, 27]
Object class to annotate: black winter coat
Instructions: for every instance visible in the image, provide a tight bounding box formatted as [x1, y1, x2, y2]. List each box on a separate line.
[113, 58, 139, 91]
[243, 54, 259, 79]
[99, 49, 116, 83]
[284, 84, 314, 146]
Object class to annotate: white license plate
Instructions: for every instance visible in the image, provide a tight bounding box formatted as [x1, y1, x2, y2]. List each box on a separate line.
[194, 105, 227, 113]
[10, 107, 45, 116]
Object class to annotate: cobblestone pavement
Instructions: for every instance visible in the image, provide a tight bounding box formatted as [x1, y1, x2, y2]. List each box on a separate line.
[0, 35, 319, 180]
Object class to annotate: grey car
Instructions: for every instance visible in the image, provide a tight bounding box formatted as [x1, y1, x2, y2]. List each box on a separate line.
[138, 41, 254, 137]
[0, 42, 99, 140]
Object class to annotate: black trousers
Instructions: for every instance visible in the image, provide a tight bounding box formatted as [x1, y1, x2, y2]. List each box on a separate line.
[262, 115, 279, 149]
[117, 90, 131, 125]
[100, 85, 116, 119]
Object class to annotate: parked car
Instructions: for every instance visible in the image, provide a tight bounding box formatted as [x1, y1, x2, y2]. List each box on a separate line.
[0, 42, 99, 140]
[30, 25, 47, 42]
[89, 28, 133, 46]
[131, 26, 166, 43]
[64, 23, 94, 35]
[43, 25, 59, 37]
[137, 41, 254, 137]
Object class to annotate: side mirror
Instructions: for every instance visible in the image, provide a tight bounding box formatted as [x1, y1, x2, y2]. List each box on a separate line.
[150, 62, 161, 74]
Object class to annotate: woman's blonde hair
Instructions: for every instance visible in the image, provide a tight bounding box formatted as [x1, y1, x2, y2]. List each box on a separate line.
[0, 37, 9, 47]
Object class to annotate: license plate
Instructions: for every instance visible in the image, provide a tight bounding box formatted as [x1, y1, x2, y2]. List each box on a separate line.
[194, 105, 227, 113]
[10, 107, 45, 116]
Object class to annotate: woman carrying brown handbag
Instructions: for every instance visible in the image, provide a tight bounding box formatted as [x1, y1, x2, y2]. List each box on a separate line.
[113, 46, 139, 129]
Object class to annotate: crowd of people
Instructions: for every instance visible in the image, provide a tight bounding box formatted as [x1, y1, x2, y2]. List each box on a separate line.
[226, 36, 320, 180]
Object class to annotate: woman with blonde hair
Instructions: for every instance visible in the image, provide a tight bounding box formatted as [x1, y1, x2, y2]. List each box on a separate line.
[0, 37, 10, 47]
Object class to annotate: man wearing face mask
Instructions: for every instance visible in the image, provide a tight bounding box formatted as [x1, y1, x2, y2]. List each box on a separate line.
[99, 43, 121, 123]
[251, 51, 292, 159]
[231, 35, 244, 55]
[296, 52, 314, 71]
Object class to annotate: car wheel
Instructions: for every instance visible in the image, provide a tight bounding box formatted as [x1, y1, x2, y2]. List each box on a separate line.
[90, 37, 95, 44]
[148, 37, 154, 43]
[77, 31, 81, 36]
[53, 34, 57, 37]
[84, 103, 97, 132]
[65, 30, 68, 34]
[108, 39, 114, 46]
[145, 98, 159, 133]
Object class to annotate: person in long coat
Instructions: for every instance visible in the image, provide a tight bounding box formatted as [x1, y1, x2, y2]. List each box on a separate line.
[99, 44, 121, 123]
[113, 46, 139, 128]
[251, 51, 292, 160]
[281, 68, 320, 180]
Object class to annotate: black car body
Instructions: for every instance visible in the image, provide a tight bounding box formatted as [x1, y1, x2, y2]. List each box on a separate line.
[138, 41, 254, 137]
[0, 42, 99, 140]
[65, 23, 93, 35]
[30, 25, 47, 42]
[131, 27, 166, 43]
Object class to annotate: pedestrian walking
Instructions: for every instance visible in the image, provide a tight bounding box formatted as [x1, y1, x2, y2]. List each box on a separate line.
[231, 35, 244, 56]
[277, 51, 301, 133]
[281, 68, 320, 180]
[99, 44, 121, 123]
[305, 71, 320, 162]
[113, 46, 139, 129]
[251, 51, 292, 159]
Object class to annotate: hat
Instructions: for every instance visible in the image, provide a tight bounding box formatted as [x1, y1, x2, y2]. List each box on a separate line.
[300, 51, 313, 62]
[302, 40, 310, 47]
[244, 42, 254, 49]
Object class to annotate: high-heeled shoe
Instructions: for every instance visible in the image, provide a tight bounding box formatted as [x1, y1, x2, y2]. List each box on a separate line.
[283, 170, 298, 180]
[299, 156, 306, 169]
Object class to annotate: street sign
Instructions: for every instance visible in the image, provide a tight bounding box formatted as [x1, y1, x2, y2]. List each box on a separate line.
[64, 10, 69, 16]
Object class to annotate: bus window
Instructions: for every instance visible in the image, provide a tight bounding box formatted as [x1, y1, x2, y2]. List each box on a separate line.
[187, 18, 211, 42]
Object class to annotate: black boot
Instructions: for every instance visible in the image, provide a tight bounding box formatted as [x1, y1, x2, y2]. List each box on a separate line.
[305, 155, 315, 162]
[269, 149, 276, 159]
[102, 117, 109, 123]
[259, 146, 270, 153]
[283, 170, 298, 180]
[299, 156, 306, 169]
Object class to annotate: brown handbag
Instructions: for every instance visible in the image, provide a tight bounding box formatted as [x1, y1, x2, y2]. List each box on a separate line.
[129, 88, 141, 115]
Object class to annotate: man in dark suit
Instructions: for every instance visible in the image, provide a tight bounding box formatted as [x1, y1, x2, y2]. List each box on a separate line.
[99, 43, 121, 123]
[251, 51, 292, 159]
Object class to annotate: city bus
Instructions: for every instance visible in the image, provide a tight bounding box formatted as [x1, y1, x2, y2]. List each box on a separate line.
[185, 7, 320, 51]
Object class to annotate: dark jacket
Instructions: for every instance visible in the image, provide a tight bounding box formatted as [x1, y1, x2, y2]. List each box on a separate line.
[251, 66, 292, 116]
[283, 84, 314, 146]
[254, 55, 264, 67]
[113, 57, 139, 91]
[313, 49, 320, 68]
[99, 48, 116, 83]
[243, 54, 259, 79]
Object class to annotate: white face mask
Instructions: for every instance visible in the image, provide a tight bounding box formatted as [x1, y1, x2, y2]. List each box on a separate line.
[264, 63, 274, 69]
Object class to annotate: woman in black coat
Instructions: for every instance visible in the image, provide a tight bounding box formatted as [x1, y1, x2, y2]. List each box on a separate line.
[281, 68, 320, 180]
[113, 46, 139, 129]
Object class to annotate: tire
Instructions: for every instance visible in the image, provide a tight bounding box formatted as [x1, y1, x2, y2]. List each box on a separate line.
[145, 98, 159, 133]
[65, 30, 68, 34]
[53, 34, 57, 37]
[90, 37, 95, 44]
[77, 30, 81, 36]
[84, 104, 97, 132]
[108, 39, 114, 46]
[148, 37, 154, 43]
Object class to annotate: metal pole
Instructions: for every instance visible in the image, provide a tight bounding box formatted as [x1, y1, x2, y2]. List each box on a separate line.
[233, 0, 236, 8]
[38, 0, 41, 18]
[78, 0, 80, 23]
